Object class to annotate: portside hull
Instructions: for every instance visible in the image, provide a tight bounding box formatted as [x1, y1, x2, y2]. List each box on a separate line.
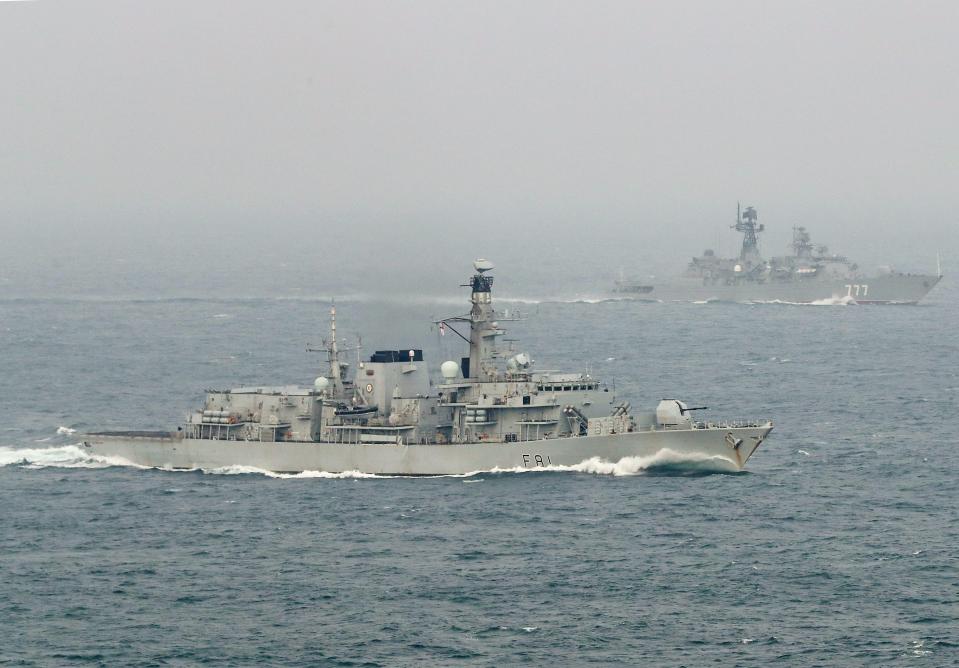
[627, 274, 941, 304]
[83, 425, 772, 475]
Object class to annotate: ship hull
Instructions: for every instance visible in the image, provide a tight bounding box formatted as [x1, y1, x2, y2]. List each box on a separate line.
[83, 424, 772, 475]
[626, 274, 941, 304]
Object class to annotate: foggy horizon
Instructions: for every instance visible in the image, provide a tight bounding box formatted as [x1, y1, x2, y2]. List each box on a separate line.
[1, 0, 956, 297]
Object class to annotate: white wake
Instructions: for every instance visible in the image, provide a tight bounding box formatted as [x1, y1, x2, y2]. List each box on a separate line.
[1, 446, 737, 477]
[745, 296, 857, 306]
[478, 448, 739, 476]
[0, 445, 145, 470]
[203, 464, 391, 479]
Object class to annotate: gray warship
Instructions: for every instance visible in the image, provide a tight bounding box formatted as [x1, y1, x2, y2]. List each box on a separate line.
[84, 260, 773, 475]
[615, 205, 942, 304]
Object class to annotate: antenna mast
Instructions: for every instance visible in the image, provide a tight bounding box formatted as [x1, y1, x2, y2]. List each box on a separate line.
[732, 204, 764, 263]
[328, 302, 343, 397]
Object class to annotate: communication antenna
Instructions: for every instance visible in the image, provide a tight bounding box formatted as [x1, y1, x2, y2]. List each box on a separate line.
[732, 203, 764, 262]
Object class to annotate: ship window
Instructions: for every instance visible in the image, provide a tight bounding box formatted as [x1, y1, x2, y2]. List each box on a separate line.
[523, 395, 531, 405]
[564, 386, 571, 392]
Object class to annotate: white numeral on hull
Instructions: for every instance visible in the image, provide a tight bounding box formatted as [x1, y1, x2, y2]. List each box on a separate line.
[845, 284, 869, 297]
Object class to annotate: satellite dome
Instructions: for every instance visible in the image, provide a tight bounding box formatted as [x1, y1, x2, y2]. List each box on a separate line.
[513, 352, 531, 368]
[314, 376, 330, 392]
[473, 258, 495, 273]
[733, 264, 743, 273]
[440, 360, 459, 379]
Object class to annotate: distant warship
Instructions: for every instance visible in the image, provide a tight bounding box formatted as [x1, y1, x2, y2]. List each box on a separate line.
[84, 260, 772, 475]
[611, 269, 655, 300]
[615, 206, 942, 304]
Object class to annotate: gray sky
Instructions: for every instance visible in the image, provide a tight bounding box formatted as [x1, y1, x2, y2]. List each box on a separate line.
[1, 0, 956, 295]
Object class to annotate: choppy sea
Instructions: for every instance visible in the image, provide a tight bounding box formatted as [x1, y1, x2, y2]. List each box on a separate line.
[1, 280, 956, 666]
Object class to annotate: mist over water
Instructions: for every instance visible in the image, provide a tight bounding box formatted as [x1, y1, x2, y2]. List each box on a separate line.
[1, 1, 957, 300]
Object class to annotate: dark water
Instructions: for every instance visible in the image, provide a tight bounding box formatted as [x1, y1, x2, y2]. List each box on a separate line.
[1, 281, 957, 666]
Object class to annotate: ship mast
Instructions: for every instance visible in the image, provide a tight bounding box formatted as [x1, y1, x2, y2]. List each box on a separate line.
[791, 226, 813, 257]
[327, 302, 344, 398]
[733, 204, 764, 264]
[468, 259, 500, 382]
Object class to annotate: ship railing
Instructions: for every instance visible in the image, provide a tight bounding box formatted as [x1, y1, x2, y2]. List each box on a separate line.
[693, 420, 769, 430]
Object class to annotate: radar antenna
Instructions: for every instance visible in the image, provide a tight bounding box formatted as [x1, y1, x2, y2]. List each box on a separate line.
[732, 203, 764, 263]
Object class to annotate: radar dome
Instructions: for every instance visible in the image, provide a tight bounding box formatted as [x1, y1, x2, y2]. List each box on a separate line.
[440, 360, 459, 379]
[733, 264, 743, 273]
[513, 352, 531, 368]
[473, 258, 495, 273]
[314, 376, 330, 392]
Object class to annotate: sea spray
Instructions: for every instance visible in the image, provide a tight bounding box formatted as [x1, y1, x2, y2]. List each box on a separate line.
[483, 448, 739, 476]
[0, 445, 144, 470]
[202, 464, 391, 479]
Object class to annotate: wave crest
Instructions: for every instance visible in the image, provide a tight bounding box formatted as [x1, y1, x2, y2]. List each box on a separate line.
[0, 445, 144, 470]
[202, 464, 391, 479]
[483, 449, 738, 476]
[745, 296, 857, 306]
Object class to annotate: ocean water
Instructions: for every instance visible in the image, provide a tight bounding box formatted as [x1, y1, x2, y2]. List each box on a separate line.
[1, 280, 957, 666]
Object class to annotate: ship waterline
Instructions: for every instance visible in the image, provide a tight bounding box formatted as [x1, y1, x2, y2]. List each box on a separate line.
[84, 423, 772, 475]
[639, 273, 942, 304]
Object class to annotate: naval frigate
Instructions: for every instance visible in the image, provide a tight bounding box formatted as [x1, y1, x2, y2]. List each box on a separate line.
[84, 260, 773, 475]
[614, 206, 942, 304]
